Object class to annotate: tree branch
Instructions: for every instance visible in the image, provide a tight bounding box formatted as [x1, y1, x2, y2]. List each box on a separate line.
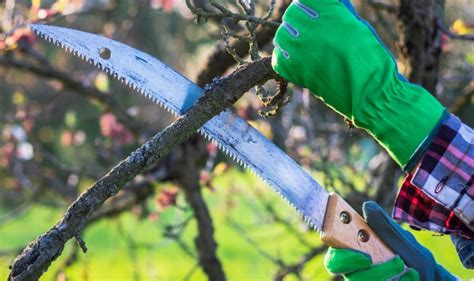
[0, 54, 144, 134]
[450, 89, 473, 115]
[195, 0, 290, 86]
[8, 57, 278, 281]
[367, 0, 398, 14]
[274, 245, 327, 281]
[185, 0, 280, 27]
[177, 140, 226, 280]
[397, 0, 445, 94]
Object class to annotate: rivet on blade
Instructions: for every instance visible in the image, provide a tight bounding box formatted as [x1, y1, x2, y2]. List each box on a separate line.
[99, 47, 111, 60]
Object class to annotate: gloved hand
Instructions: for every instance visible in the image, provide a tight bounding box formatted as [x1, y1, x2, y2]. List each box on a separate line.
[325, 248, 418, 280]
[324, 201, 456, 280]
[271, 0, 445, 167]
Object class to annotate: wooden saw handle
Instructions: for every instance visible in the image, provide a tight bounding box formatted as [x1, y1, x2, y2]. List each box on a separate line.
[320, 193, 396, 264]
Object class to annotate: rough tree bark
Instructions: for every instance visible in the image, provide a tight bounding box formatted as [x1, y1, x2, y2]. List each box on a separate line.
[8, 57, 277, 281]
[397, 0, 445, 94]
[176, 140, 226, 280]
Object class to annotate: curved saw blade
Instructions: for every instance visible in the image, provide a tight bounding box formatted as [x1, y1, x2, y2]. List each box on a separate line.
[31, 24, 329, 230]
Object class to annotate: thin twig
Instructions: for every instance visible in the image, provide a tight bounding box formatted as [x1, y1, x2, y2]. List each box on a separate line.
[185, 0, 279, 27]
[228, 219, 285, 266]
[264, 0, 277, 20]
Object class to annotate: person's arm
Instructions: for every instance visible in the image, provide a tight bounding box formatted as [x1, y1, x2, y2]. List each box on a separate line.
[271, 0, 444, 168]
[271, 0, 474, 272]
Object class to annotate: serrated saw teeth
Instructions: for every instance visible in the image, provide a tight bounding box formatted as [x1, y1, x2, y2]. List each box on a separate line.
[31, 24, 328, 232]
[32, 25, 182, 119]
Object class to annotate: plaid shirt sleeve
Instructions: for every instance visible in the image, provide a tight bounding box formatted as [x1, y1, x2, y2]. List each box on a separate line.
[392, 113, 474, 239]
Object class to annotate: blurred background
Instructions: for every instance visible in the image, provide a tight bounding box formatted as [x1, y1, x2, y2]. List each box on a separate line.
[0, 0, 473, 280]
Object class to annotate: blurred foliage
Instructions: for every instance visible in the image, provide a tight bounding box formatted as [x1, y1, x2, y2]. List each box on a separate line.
[0, 0, 473, 280]
[1, 170, 473, 280]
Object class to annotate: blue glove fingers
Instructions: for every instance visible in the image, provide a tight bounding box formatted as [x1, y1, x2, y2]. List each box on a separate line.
[362, 201, 456, 281]
[451, 234, 474, 269]
[399, 269, 421, 281]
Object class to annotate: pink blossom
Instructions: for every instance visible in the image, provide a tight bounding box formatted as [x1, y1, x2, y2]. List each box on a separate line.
[148, 212, 160, 222]
[61, 131, 74, 146]
[207, 142, 217, 154]
[156, 187, 179, 209]
[0, 143, 15, 167]
[150, 0, 174, 12]
[99, 113, 133, 145]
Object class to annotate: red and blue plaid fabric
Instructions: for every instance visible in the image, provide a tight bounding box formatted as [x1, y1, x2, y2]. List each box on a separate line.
[394, 174, 473, 239]
[393, 114, 474, 239]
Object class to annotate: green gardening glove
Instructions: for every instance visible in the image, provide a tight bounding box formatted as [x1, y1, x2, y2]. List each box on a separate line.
[324, 248, 419, 281]
[324, 202, 457, 281]
[272, 0, 445, 167]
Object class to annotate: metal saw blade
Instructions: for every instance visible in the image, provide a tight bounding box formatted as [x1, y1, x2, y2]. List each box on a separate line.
[31, 24, 329, 230]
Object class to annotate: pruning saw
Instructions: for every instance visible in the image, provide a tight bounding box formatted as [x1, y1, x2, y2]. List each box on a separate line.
[30, 24, 395, 264]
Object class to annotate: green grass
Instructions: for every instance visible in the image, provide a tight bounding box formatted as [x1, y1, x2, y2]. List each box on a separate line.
[1, 169, 473, 280]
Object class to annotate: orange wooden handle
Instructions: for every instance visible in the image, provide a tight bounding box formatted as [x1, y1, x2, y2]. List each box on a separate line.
[320, 193, 396, 264]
